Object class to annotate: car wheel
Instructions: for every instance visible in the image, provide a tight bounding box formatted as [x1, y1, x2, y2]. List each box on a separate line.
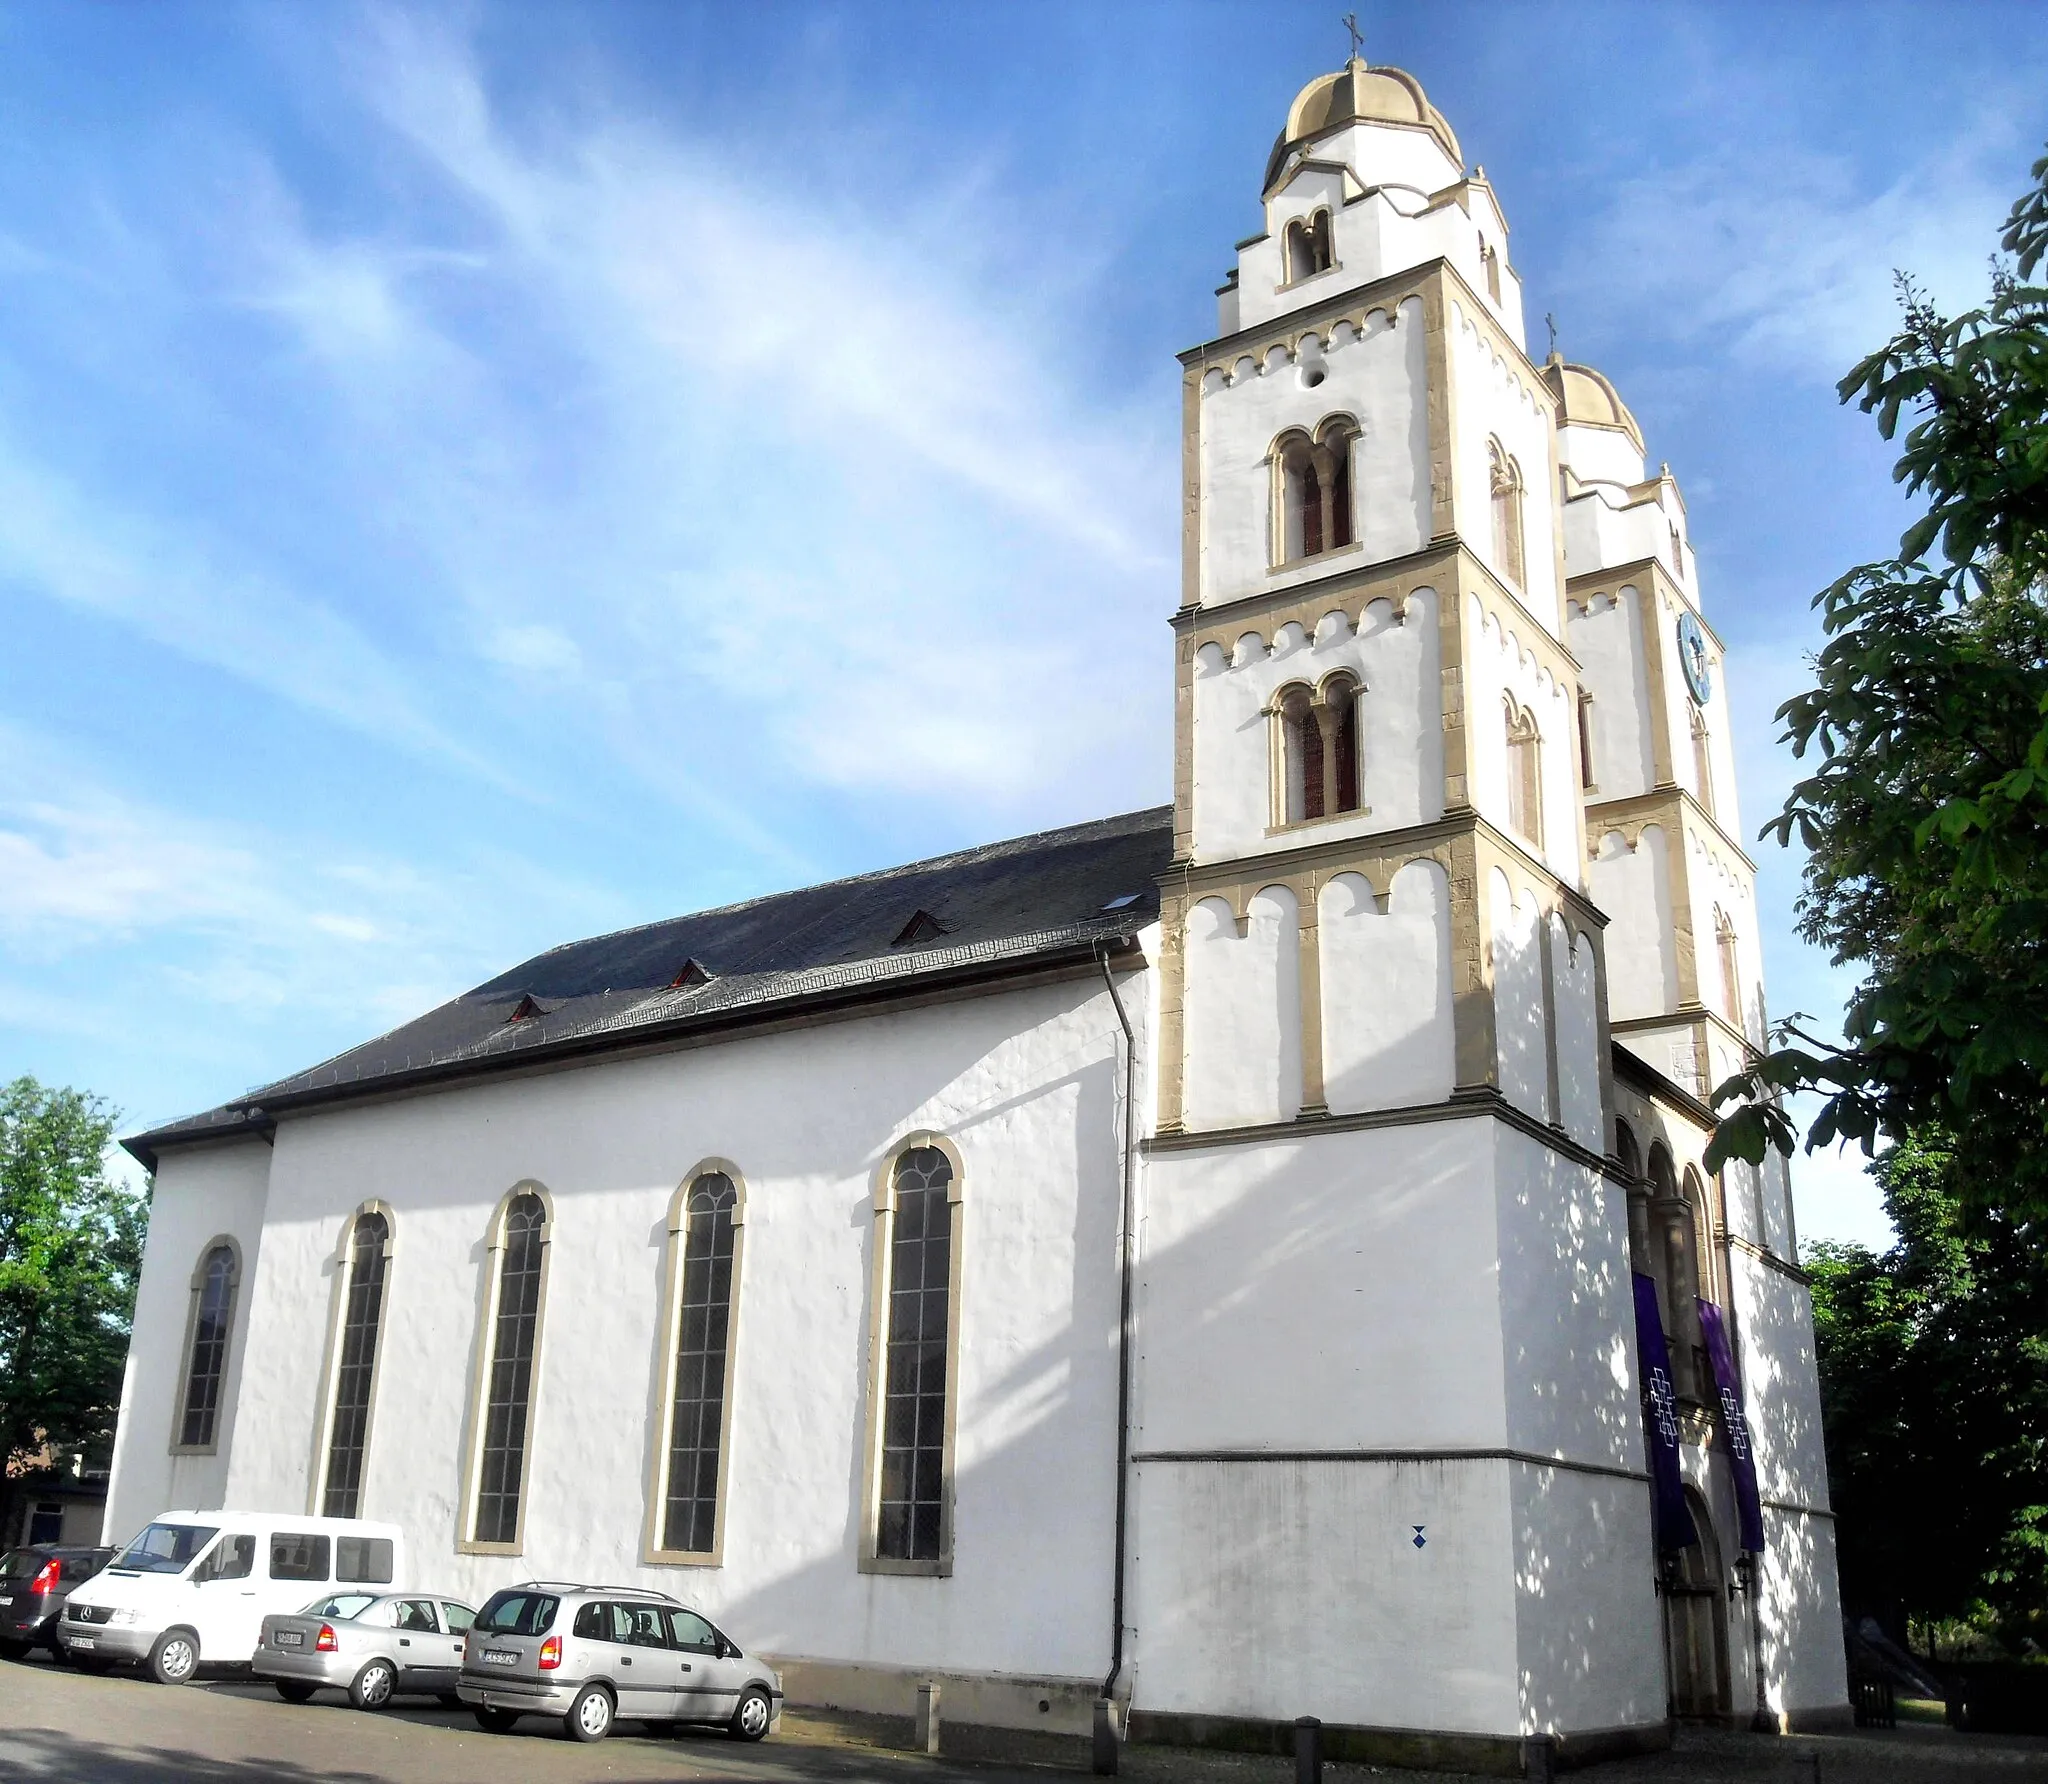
[274, 1681, 318, 1704]
[349, 1658, 397, 1711]
[564, 1683, 614, 1744]
[148, 1628, 200, 1686]
[727, 1685, 773, 1742]
[474, 1706, 520, 1733]
[0, 1640, 28, 1664]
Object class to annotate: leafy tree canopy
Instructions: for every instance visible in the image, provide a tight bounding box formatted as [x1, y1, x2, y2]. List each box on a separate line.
[1808, 1130, 2048, 1647]
[0, 1076, 147, 1481]
[1706, 147, 2048, 1219]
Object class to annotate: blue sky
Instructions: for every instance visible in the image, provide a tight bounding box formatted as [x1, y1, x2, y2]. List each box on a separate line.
[2, 2, 2043, 1246]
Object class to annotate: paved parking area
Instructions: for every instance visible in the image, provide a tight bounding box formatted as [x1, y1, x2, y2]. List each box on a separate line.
[0, 1651, 2042, 1783]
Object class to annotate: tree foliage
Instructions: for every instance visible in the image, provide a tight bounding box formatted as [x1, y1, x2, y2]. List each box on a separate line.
[0, 1076, 147, 1482]
[1706, 146, 2048, 1219]
[1808, 1131, 2048, 1647]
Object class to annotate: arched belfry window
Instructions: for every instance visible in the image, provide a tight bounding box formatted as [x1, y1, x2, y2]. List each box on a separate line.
[321, 1208, 392, 1518]
[1481, 240, 1501, 303]
[1504, 698, 1542, 848]
[175, 1239, 241, 1452]
[464, 1188, 551, 1551]
[1275, 418, 1357, 565]
[1489, 440, 1525, 589]
[1715, 909, 1742, 1031]
[1276, 674, 1362, 825]
[1284, 209, 1333, 283]
[863, 1139, 963, 1574]
[649, 1166, 744, 1563]
[1691, 706, 1716, 818]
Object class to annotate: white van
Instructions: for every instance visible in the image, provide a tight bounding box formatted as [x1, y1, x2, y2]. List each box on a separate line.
[58, 1510, 407, 1685]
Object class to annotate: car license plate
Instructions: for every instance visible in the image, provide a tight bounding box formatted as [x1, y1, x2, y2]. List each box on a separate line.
[274, 1631, 303, 1647]
[0, 1596, 11, 1607]
[482, 1649, 519, 1666]
[69, 1638, 95, 1650]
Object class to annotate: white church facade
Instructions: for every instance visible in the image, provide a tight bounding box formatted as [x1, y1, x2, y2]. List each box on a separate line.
[113, 54, 1848, 1771]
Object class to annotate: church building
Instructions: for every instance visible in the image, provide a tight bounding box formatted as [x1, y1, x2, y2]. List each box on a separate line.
[114, 52, 1848, 1771]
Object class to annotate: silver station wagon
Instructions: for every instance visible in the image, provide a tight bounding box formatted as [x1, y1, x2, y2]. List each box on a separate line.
[254, 1591, 477, 1710]
[457, 1583, 780, 1744]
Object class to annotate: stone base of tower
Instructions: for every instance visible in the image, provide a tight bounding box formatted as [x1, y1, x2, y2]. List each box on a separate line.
[1130, 1113, 1672, 1757]
[1125, 1707, 1670, 1775]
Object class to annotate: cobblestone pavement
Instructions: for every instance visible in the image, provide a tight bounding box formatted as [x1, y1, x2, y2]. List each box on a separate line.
[0, 1652, 2040, 1783]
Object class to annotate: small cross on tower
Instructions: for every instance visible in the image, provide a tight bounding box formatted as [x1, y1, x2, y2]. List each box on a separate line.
[1342, 12, 1364, 63]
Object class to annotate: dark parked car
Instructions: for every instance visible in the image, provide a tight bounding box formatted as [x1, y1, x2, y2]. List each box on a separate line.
[0, 1546, 116, 1658]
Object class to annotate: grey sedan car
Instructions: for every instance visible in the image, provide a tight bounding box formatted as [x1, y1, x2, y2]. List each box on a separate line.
[253, 1591, 477, 1710]
[457, 1583, 780, 1744]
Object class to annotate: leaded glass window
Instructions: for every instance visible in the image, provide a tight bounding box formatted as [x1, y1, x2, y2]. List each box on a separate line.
[877, 1147, 954, 1562]
[322, 1212, 390, 1518]
[661, 1173, 737, 1555]
[178, 1244, 238, 1448]
[472, 1194, 546, 1545]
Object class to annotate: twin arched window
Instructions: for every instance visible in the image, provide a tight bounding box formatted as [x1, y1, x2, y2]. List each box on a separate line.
[1489, 440, 1526, 590]
[1504, 698, 1542, 847]
[176, 1241, 240, 1451]
[1276, 419, 1358, 564]
[1278, 674, 1361, 824]
[1284, 209, 1333, 284]
[1622, 1129, 1719, 1404]
[321, 1210, 391, 1517]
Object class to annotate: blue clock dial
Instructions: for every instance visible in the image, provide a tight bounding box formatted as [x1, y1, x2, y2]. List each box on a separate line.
[1676, 611, 1713, 705]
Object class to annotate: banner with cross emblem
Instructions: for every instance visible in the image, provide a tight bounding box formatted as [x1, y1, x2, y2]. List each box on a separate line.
[1630, 1273, 1697, 1552]
[1697, 1299, 1767, 1553]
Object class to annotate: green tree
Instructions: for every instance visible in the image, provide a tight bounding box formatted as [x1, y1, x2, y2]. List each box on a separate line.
[1808, 1130, 2048, 1649]
[1706, 147, 2048, 1220]
[0, 1077, 147, 1504]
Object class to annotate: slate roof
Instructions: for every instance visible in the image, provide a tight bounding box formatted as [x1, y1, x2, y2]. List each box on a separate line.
[123, 806, 1173, 1171]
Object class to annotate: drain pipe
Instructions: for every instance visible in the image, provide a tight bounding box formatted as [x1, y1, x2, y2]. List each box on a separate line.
[1093, 942, 1139, 1772]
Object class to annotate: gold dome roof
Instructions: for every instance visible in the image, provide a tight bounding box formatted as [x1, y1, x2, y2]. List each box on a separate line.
[1541, 356, 1646, 455]
[1263, 60, 1463, 194]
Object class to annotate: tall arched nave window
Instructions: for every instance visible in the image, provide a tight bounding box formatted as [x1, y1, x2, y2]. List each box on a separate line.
[1621, 1127, 1720, 1405]
[1489, 439, 1525, 589]
[1278, 673, 1362, 825]
[466, 1188, 550, 1549]
[866, 1141, 963, 1572]
[653, 1167, 743, 1560]
[1275, 419, 1358, 564]
[321, 1208, 392, 1518]
[175, 1239, 241, 1452]
[1504, 697, 1542, 848]
[1284, 209, 1333, 283]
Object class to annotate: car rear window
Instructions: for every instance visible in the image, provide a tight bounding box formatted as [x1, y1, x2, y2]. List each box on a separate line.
[335, 1536, 393, 1584]
[269, 1534, 330, 1582]
[475, 1591, 558, 1637]
[302, 1593, 377, 1620]
[115, 1523, 220, 1574]
[0, 1551, 46, 1580]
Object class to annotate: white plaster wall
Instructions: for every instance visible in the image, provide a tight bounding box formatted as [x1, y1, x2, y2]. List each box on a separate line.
[1467, 596, 1581, 885]
[105, 1140, 273, 1543]
[1728, 1257, 1829, 1514]
[1758, 1509, 1849, 1718]
[1564, 590, 1655, 799]
[1564, 482, 1687, 585]
[1182, 890, 1303, 1131]
[179, 972, 1137, 1685]
[1490, 870, 1550, 1126]
[1139, 1121, 1506, 1454]
[1190, 587, 1443, 863]
[1682, 818, 1764, 1044]
[1589, 826, 1678, 1021]
[1452, 303, 1558, 632]
[1555, 424, 1643, 493]
[1547, 913, 1603, 1152]
[1198, 298, 1430, 608]
[1319, 861, 1455, 1114]
[1132, 1456, 1520, 1733]
[1614, 1021, 1706, 1101]
[1511, 1468, 1666, 1736]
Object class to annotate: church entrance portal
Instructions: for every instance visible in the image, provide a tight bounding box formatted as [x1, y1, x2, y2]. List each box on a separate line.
[1665, 1489, 1731, 1719]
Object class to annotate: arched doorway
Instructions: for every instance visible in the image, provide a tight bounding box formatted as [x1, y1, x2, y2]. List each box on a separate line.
[1665, 1488, 1730, 1719]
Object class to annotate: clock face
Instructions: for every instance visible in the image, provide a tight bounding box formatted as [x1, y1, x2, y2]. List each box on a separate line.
[1676, 611, 1713, 705]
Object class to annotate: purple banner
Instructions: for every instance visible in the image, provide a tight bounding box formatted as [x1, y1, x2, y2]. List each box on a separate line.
[1631, 1273, 1697, 1553]
[1697, 1299, 1766, 1554]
